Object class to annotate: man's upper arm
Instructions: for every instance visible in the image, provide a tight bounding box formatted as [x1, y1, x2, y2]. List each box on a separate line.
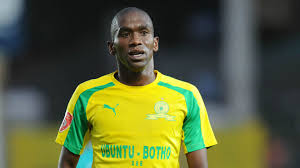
[186, 148, 208, 168]
[58, 146, 80, 168]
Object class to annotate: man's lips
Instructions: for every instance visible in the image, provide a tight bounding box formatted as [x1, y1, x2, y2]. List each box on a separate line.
[128, 54, 144, 61]
[128, 50, 145, 61]
[128, 50, 145, 56]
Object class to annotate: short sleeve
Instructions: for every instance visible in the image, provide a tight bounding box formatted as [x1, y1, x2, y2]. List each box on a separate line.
[55, 85, 91, 155]
[182, 86, 217, 153]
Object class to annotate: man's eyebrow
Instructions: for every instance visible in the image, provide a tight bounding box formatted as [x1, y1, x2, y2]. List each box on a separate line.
[138, 25, 151, 30]
[118, 27, 132, 32]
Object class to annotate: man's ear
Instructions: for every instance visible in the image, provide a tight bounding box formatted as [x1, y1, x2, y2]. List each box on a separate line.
[107, 41, 115, 56]
[153, 36, 159, 52]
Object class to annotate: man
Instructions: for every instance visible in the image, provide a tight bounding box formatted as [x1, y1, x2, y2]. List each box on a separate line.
[56, 7, 217, 168]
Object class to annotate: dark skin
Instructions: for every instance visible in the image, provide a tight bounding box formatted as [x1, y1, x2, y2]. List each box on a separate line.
[58, 147, 80, 168]
[108, 9, 159, 86]
[58, 8, 208, 168]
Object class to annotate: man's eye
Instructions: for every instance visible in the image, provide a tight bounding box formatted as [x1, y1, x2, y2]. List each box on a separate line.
[120, 32, 129, 37]
[141, 31, 148, 36]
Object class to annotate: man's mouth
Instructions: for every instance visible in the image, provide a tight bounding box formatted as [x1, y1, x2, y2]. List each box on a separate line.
[128, 50, 145, 57]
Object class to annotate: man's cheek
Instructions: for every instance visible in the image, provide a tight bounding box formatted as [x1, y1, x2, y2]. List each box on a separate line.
[116, 46, 127, 56]
[145, 40, 155, 50]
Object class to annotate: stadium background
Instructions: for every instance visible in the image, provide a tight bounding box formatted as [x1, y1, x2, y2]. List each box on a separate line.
[0, 0, 299, 167]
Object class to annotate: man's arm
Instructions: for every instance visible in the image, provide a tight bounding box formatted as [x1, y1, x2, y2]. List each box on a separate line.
[58, 146, 80, 168]
[186, 148, 208, 168]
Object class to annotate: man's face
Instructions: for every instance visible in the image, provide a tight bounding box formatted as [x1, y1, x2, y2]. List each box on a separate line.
[109, 11, 159, 72]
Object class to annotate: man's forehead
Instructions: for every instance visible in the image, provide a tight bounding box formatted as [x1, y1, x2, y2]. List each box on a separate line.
[118, 23, 153, 31]
[110, 8, 154, 40]
[117, 11, 153, 30]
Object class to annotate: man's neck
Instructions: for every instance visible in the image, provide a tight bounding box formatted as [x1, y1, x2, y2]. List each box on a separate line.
[116, 63, 156, 86]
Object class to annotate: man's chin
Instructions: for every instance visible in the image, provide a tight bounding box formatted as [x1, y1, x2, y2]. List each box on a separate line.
[127, 62, 147, 72]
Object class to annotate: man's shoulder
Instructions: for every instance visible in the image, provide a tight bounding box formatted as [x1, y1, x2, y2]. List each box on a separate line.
[75, 72, 114, 94]
[160, 73, 198, 93]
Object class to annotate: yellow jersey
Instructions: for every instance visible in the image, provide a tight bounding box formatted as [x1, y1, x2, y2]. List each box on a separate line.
[55, 70, 217, 168]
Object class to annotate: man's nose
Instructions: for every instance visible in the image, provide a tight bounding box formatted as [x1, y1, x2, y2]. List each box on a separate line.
[129, 32, 142, 46]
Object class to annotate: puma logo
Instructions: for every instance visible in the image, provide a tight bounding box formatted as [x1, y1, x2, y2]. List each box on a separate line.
[103, 104, 119, 115]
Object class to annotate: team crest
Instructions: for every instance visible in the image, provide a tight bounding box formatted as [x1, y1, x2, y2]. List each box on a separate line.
[59, 111, 73, 132]
[146, 101, 175, 121]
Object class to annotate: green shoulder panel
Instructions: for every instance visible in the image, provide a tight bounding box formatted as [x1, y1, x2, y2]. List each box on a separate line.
[157, 81, 205, 152]
[64, 82, 115, 154]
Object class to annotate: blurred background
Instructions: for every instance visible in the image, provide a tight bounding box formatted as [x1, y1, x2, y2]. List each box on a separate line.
[0, 0, 299, 167]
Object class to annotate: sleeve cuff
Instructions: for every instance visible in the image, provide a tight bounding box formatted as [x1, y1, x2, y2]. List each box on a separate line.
[55, 137, 81, 155]
[185, 142, 218, 153]
[64, 143, 81, 155]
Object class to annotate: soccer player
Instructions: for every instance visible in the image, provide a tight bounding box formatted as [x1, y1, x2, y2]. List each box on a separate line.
[56, 7, 217, 168]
